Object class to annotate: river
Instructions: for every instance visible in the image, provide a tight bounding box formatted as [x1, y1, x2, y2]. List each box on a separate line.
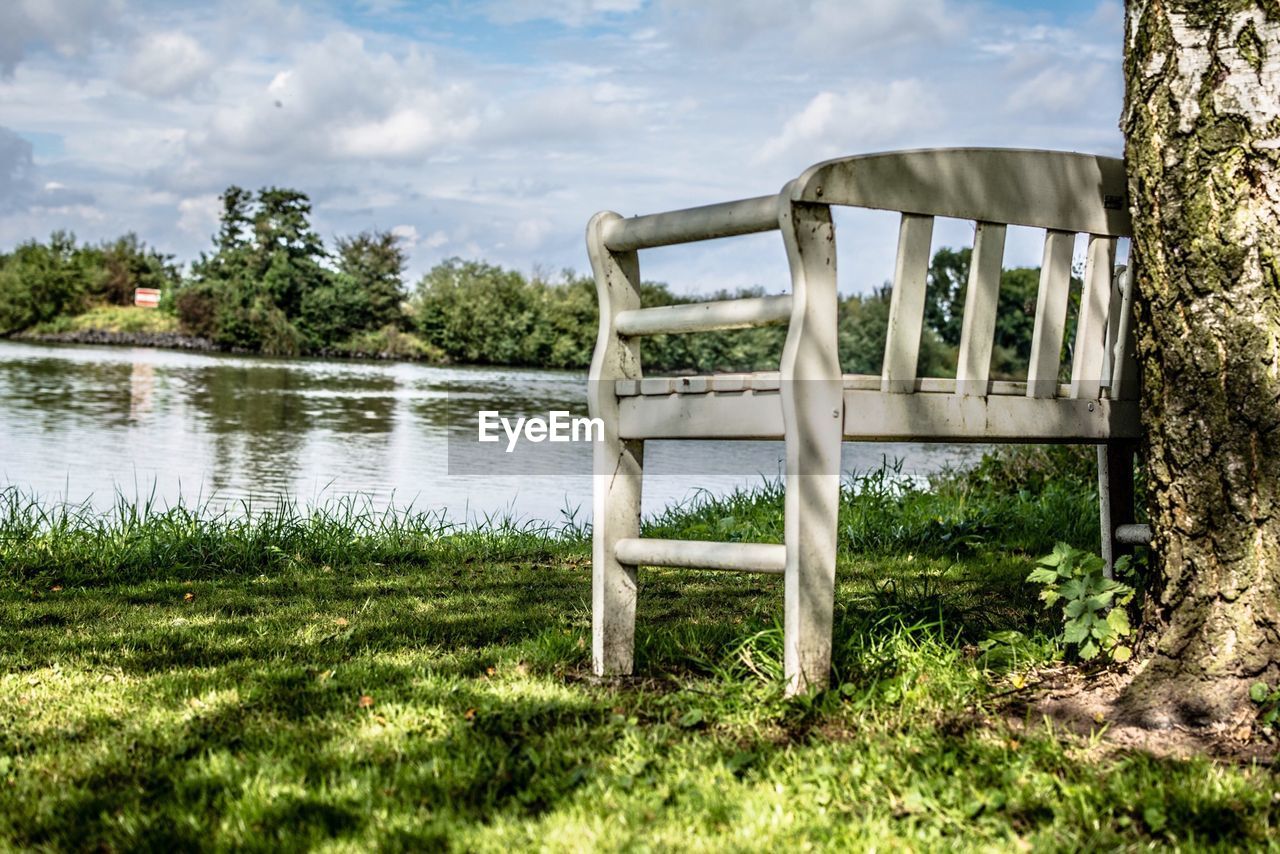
[0, 339, 985, 524]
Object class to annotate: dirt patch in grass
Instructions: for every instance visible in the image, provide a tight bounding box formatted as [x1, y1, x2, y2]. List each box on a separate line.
[1007, 665, 1279, 765]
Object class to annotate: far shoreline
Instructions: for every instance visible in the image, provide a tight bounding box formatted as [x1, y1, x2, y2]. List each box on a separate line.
[1, 328, 600, 377]
[7, 326, 454, 365]
[12, 327, 220, 352]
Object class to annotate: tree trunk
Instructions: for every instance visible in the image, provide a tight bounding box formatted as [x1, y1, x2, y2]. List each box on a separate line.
[1121, 1, 1280, 728]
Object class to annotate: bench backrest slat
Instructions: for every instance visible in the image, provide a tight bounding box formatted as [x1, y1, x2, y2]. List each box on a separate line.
[1026, 229, 1077, 398]
[1103, 267, 1124, 397]
[1109, 266, 1139, 401]
[881, 213, 935, 393]
[1071, 235, 1118, 398]
[954, 221, 1007, 394]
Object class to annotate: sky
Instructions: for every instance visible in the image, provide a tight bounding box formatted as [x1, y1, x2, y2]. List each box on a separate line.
[0, 0, 1125, 295]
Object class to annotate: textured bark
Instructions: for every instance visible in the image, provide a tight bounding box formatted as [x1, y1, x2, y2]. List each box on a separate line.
[1122, 0, 1280, 727]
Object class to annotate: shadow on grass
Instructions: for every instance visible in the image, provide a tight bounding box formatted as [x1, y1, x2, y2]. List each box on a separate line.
[1, 551, 1050, 680]
[1, 552, 1274, 850]
[15, 676, 615, 850]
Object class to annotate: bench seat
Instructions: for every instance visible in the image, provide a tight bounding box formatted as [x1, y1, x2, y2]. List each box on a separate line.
[616, 372, 1077, 397]
[615, 378, 1139, 442]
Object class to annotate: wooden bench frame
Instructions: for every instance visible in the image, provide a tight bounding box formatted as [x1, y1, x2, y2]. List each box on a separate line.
[586, 148, 1146, 694]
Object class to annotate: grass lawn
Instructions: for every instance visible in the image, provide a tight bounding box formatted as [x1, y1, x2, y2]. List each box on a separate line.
[1, 464, 1277, 850]
[24, 305, 182, 337]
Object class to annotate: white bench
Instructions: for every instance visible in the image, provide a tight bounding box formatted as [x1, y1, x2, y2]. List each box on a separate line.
[586, 148, 1146, 694]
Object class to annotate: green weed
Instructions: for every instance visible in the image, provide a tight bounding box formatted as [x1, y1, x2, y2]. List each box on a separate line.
[1027, 544, 1136, 662]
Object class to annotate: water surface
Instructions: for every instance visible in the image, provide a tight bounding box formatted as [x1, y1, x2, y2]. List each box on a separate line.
[0, 340, 984, 523]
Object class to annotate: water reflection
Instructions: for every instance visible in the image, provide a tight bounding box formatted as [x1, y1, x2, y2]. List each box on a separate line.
[0, 340, 985, 522]
[130, 362, 155, 420]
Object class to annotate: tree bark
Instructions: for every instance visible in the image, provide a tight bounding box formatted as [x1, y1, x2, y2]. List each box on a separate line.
[1122, 1, 1280, 728]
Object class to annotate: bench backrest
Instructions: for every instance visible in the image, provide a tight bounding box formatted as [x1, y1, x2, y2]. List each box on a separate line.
[790, 148, 1133, 401]
[589, 148, 1137, 409]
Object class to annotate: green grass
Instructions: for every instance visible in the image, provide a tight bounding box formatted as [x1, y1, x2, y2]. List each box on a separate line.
[25, 304, 182, 336]
[0, 466, 1275, 850]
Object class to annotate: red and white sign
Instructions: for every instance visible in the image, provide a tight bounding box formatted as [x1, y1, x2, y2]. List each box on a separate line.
[134, 288, 161, 308]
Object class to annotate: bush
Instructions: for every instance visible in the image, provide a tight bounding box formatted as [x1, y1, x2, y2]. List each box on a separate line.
[330, 325, 445, 361]
[0, 232, 99, 334]
[410, 259, 969, 376]
[413, 259, 550, 365]
[0, 232, 180, 336]
[298, 279, 371, 350]
[838, 286, 954, 377]
[174, 281, 221, 339]
[940, 445, 1099, 496]
[88, 233, 179, 307]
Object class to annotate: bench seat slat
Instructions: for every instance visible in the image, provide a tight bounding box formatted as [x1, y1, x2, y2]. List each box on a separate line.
[841, 389, 1140, 442]
[620, 392, 785, 438]
[616, 387, 1134, 440]
[618, 374, 1076, 398]
[617, 371, 781, 397]
[791, 149, 1130, 237]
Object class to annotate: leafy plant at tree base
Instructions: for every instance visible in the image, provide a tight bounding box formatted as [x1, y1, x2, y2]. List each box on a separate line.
[1248, 682, 1280, 729]
[1027, 542, 1135, 662]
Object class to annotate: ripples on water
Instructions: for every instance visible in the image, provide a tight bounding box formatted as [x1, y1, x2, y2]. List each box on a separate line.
[0, 340, 984, 523]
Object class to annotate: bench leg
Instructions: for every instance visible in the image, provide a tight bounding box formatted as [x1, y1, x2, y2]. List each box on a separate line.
[1098, 441, 1137, 578]
[778, 198, 843, 695]
[593, 437, 643, 676]
[782, 386, 843, 695]
[586, 212, 644, 677]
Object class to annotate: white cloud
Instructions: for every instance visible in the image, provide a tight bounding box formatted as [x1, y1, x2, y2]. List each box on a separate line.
[591, 82, 647, 104]
[334, 105, 479, 159]
[177, 195, 221, 237]
[1006, 64, 1112, 115]
[196, 33, 478, 162]
[513, 217, 553, 249]
[478, 84, 638, 147]
[756, 81, 943, 165]
[0, 0, 1130, 293]
[390, 223, 419, 246]
[35, 202, 102, 220]
[1088, 0, 1123, 29]
[36, 181, 94, 207]
[983, 20, 1118, 70]
[0, 126, 95, 215]
[800, 0, 958, 53]
[484, 0, 645, 27]
[120, 31, 215, 98]
[0, 0, 126, 75]
[0, 127, 37, 213]
[63, 126, 188, 172]
[655, 0, 788, 49]
[658, 0, 958, 56]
